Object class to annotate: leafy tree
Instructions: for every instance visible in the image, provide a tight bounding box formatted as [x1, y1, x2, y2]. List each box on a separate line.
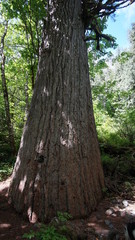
[3, 0, 44, 88]
[0, 0, 44, 156]
[7, 0, 135, 222]
[92, 23, 135, 147]
[0, 8, 16, 156]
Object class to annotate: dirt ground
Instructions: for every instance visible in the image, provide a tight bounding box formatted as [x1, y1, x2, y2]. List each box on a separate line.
[0, 177, 135, 240]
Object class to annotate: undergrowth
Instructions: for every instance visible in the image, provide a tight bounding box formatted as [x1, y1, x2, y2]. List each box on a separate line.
[23, 225, 67, 240]
[0, 161, 13, 181]
[23, 212, 73, 240]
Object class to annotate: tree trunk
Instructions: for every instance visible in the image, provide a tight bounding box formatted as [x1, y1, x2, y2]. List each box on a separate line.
[1, 21, 16, 156]
[31, 64, 35, 90]
[24, 73, 29, 119]
[9, 0, 104, 222]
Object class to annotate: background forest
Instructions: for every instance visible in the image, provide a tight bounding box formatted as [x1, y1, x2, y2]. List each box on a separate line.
[0, 1, 135, 181]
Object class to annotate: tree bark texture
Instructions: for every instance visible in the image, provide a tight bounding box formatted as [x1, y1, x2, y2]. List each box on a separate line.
[0, 21, 16, 156]
[9, 0, 104, 222]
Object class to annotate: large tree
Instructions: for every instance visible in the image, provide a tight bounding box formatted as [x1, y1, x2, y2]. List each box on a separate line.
[9, 0, 134, 222]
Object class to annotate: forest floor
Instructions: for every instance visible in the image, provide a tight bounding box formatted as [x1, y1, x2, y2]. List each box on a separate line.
[0, 175, 135, 240]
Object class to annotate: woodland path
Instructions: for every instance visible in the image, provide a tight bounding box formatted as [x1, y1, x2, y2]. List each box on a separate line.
[0, 177, 135, 240]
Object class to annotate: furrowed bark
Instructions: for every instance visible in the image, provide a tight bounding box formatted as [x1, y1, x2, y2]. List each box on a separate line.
[9, 0, 104, 222]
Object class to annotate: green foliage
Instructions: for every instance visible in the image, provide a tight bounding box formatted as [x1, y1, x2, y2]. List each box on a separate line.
[23, 225, 67, 240]
[91, 24, 135, 148]
[3, 0, 46, 20]
[0, 0, 44, 159]
[57, 212, 72, 223]
[93, 101, 128, 148]
[23, 230, 35, 239]
[23, 212, 73, 240]
[88, 51, 108, 80]
[0, 18, 30, 157]
[116, 108, 135, 145]
[101, 153, 117, 175]
[102, 154, 115, 166]
[0, 160, 14, 181]
[124, 181, 133, 191]
[118, 160, 131, 175]
[86, 15, 117, 54]
[114, 51, 132, 64]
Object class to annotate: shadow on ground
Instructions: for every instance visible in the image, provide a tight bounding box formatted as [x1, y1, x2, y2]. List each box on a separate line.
[0, 178, 35, 240]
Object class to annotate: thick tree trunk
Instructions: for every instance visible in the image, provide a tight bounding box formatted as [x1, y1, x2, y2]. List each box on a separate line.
[9, 0, 104, 222]
[1, 21, 16, 156]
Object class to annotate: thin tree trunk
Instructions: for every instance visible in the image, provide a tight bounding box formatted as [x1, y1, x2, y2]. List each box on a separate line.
[9, 1, 104, 222]
[24, 73, 29, 119]
[0, 21, 16, 156]
[24, 22, 35, 90]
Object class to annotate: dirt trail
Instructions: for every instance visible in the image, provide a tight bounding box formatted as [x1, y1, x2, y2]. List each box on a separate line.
[0, 178, 135, 239]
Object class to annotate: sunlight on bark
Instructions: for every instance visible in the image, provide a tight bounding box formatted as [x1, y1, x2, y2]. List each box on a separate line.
[0, 224, 11, 228]
[19, 175, 27, 192]
[43, 87, 50, 96]
[37, 140, 44, 152]
[12, 158, 21, 179]
[27, 207, 38, 223]
[60, 111, 76, 148]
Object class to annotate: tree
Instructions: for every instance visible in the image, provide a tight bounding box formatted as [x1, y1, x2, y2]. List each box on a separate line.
[3, 0, 44, 89]
[129, 23, 135, 98]
[91, 23, 135, 147]
[0, 18, 16, 156]
[0, 0, 43, 154]
[9, 0, 135, 222]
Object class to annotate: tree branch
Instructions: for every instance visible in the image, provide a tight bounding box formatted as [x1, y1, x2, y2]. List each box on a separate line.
[82, 0, 135, 50]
